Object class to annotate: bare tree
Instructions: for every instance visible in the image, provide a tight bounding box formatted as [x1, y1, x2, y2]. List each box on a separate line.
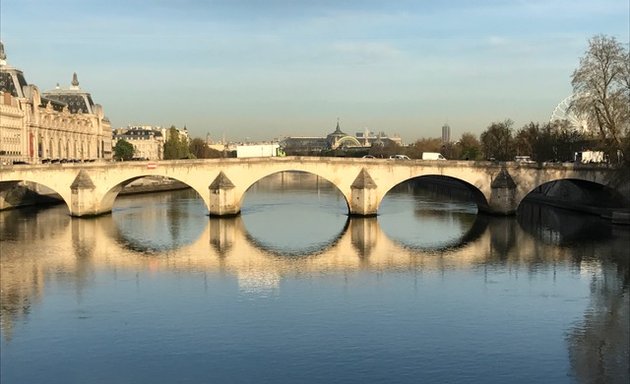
[570, 35, 629, 155]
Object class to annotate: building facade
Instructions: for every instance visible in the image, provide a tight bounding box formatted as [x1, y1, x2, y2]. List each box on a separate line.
[112, 126, 164, 160]
[112, 125, 192, 160]
[0, 42, 112, 165]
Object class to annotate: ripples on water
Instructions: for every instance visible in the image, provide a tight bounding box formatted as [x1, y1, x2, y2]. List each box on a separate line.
[0, 172, 628, 384]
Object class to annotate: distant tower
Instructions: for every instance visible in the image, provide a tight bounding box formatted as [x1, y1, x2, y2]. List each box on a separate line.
[441, 123, 451, 144]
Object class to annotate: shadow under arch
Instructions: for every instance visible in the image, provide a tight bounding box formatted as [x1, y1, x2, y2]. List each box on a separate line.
[102, 188, 209, 254]
[519, 178, 627, 214]
[377, 175, 489, 251]
[377, 174, 489, 214]
[240, 170, 351, 215]
[101, 174, 204, 215]
[240, 171, 351, 257]
[0, 179, 69, 213]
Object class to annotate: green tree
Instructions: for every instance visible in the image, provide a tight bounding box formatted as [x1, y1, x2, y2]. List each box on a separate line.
[480, 119, 514, 161]
[571, 35, 629, 158]
[113, 139, 134, 161]
[455, 132, 482, 160]
[189, 137, 222, 158]
[163, 126, 191, 160]
[406, 137, 442, 159]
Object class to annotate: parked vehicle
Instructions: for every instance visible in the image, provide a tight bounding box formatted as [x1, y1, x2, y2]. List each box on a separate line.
[389, 155, 411, 160]
[420, 152, 446, 160]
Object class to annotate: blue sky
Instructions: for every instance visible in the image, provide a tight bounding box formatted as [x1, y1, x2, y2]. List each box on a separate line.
[1, 0, 628, 143]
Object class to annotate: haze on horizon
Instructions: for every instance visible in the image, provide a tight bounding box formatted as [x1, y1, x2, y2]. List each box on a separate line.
[1, 0, 628, 143]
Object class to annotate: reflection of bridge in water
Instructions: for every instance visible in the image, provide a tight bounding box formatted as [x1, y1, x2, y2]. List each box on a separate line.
[1, 204, 627, 382]
[2, 205, 625, 329]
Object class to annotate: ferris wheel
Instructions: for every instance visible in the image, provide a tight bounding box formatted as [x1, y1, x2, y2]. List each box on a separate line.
[550, 95, 590, 133]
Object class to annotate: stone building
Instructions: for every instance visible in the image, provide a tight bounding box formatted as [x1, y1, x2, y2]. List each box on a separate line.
[112, 125, 192, 160]
[0, 42, 112, 165]
[112, 126, 164, 160]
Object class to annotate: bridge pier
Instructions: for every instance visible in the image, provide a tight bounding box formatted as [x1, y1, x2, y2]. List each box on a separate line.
[487, 168, 518, 215]
[70, 170, 107, 217]
[349, 168, 378, 216]
[208, 171, 240, 216]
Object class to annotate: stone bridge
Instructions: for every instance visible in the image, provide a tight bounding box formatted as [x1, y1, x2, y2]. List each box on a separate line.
[0, 157, 626, 217]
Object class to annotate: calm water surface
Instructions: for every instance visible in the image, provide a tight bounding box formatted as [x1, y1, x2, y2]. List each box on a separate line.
[1, 173, 628, 384]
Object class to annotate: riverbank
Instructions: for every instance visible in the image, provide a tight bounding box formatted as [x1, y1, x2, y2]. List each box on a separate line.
[118, 176, 190, 195]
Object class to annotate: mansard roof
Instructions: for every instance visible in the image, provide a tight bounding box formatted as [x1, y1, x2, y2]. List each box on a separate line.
[115, 128, 163, 139]
[0, 64, 28, 98]
[43, 73, 95, 114]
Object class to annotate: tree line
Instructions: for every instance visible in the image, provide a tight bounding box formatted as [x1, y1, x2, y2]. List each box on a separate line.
[405, 118, 600, 162]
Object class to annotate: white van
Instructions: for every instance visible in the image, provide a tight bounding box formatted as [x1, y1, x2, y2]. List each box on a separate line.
[421, 152, 446, 160]
[389, 155, 411, 160]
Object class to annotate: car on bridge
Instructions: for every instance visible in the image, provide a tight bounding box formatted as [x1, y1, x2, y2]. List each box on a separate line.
[389, 155, 411, 160]
[514, 156, 535, 164]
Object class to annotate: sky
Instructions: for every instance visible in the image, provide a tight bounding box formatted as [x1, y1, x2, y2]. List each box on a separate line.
[1, 0, 628, 143]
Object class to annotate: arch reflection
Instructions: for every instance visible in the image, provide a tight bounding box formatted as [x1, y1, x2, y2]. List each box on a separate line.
[378, 178, 483, 251]
[240, 171, 349, 256]
[108, 189, 208, 253]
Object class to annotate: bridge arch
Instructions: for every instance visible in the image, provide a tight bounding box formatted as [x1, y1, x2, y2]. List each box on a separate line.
[519, 178, 627, 213]
[99, 175, 206, 216]
[0, 179, 70, 213]
[238, 169, 352, 215]
[377, 174, 489, 213]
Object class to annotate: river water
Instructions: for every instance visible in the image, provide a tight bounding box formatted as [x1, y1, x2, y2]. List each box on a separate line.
[1, 172, 628, 384]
